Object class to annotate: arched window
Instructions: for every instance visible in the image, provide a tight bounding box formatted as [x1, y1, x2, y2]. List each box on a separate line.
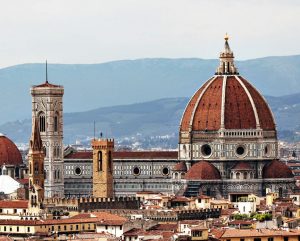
[236, 172, 240, 179]
[39, 112, 46, 132]
[98, 151, 102, 171]
[29, 163, 32, 175]
[243, 172, 247, 179]
[57, 170, 60, 179]
[54, 113, 59, 132]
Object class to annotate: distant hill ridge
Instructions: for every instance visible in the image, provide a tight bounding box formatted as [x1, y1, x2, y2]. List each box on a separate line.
[1, 56, 300, 125]
[1, 94, 300, 144]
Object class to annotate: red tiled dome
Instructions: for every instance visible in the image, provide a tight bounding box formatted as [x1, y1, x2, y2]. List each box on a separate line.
[172, 161, 187, 172]
[232, 162, 253, 170]
[185, 161, 221, 180]
[180, 75, 275, 132]
[0, 134, 23, 166]
[263, 160, 294, 179]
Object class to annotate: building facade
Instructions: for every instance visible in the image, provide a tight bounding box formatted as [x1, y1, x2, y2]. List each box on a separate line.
[63, 149, 177, 197]
[176, 35, 295, 199]
[31, 79, 64, 198]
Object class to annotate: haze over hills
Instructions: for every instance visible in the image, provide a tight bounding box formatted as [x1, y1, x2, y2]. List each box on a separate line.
[0, 55, 300, 125]
[1, 93, 300, 147]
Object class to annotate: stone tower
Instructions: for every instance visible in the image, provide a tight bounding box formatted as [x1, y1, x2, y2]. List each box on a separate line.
[28, 118, 45, 213]
[92, 138, 114, 198]
[31, 69, 64, 198]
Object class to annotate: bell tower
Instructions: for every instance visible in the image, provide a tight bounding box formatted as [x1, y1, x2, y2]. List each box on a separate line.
[30, 63, 64, 198]
[28, 118, 45, 213]
[92, 138, 114, 198]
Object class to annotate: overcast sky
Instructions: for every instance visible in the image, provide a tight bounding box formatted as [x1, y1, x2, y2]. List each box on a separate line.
[0, 0, 299, 67]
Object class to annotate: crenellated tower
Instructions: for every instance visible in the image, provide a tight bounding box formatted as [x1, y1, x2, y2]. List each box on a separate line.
[92, 138, 114, 198]
[31, 63, 64, 198]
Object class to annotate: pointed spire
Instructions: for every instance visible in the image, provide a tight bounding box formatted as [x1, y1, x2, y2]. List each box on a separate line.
[215, 33, 238, 75]
[45, 60, 48, 83]
[30, 117, 43, 152]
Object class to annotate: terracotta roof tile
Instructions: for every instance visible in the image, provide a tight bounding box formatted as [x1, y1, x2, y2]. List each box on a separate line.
[172, 162, 187, 172]
[222, 229, 300, 238]
[185, 161, 221, 180]
[0, 200, 28, 209]
[263, 160, 294, 179]
[232, 162, 253, 170]
[180, 75, 276, 132]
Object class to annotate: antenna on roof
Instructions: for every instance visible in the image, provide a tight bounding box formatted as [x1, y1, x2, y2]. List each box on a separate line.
[46, 60, 48, 83]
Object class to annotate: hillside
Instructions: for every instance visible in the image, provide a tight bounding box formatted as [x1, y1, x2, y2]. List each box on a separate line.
[1, 94, 300, 147]
[0, 56, 300, 124]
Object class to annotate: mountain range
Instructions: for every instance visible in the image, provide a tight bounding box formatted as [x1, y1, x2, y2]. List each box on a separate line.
[0, 56, 300, 125]
[1, 94, 299, 146]
[0, 56, 299, 146]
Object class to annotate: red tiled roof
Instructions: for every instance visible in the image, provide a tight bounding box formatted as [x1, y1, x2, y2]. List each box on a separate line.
[172, 161, 187, 172]
[0, 212, 126, 226]
[185, 161, 221, 180]
[229, 220, 254, 225]
[34, 81, 60, 88]
[171, 196, 190, 202]
[221, 229, 300, 238]
[0, 200, 28, 209]
[232, 162, 253, 170]
[17, 179, 29, 185]
[150, 224, 178, 231]
[263, 160, 294, 179]
[0, 135, 23, 166]
[65, 151, 178, 160]
[180, 75, 275, 132]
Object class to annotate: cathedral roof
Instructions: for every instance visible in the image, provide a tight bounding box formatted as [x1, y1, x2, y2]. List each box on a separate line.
[231, 162, 253, 170]
[64, 151, 178, 160]
[0, 134, 23, 166]
[0, 175, 21, 194]
[185, 161, 221, 180]
[172, 161, 187, 172]
[263, 160, 294, 179]
[180, 36, 275, 133]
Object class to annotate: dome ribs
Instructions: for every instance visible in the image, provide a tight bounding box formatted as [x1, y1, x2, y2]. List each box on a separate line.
[180, 75, 276, 133]
[239, 77, 275, 130]
[224, 77, 256, 129]
[192, 77, 223, 131]
[180, 80, 210, 131]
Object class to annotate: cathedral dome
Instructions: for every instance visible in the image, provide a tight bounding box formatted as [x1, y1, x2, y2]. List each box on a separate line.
[0, 134, 23, 166]
[180, 37, 275, 133]
[263, 160, 294, 179]
[185, 161, 221, 180]
[180, 75, 275, 132]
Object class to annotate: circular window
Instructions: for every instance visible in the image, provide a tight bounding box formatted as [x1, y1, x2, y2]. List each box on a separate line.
[236, 146, 245, 156]
[162, 167, 169, 176]
[133, 167, 140, 176]
[74, 167, 82, 175]
[201, 144, 212, 156]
